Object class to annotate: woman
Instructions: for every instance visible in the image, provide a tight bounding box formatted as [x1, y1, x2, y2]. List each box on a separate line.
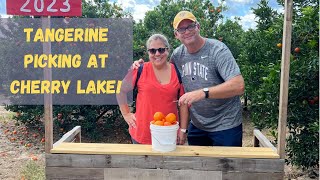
[117, 34, 189, 145]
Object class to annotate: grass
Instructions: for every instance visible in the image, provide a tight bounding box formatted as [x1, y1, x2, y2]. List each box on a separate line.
[20, 160, 45, 180]
[0, 107, 15, 123]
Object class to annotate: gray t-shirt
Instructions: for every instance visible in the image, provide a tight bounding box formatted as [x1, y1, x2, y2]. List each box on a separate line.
[171, 38, 242, 132]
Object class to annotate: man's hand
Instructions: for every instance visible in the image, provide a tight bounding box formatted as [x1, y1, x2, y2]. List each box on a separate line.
[177, 130, 187, 145]
[123, 113, 137, 128]
[131, 59, 144, 70]
[178, 90, 204, 106]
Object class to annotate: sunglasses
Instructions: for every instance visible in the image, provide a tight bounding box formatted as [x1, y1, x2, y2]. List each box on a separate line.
[175, 23, 197, 34]
[147, 47, 168, 54]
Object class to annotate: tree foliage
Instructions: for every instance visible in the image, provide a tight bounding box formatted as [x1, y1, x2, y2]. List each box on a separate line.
[239, 0, 319, 169]
[1, 0, 318, 169]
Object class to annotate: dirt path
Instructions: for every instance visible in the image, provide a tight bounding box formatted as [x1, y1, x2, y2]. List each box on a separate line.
[0, 107, 44, 180]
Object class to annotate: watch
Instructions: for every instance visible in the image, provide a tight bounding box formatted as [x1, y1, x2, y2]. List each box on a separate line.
[180, 129, 188, 133]
[203, 88, 209, 98]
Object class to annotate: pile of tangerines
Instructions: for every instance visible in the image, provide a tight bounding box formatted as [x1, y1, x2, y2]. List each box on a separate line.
[151, 112, 177, 126]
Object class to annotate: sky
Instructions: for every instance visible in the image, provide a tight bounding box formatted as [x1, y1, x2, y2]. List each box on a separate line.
[0, 0, 283, 30]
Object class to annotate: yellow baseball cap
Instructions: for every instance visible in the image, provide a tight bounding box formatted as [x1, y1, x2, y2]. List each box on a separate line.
[173, 11, 197, 29]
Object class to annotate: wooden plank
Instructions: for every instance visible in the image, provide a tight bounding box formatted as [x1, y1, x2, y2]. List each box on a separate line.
[45, 167, 284, 180]
[278, 0, 293, 159]
[253, 129, 277, 152]
[223, 172, 284, 180]
[162, 156, 284, 172]
[46, 154, 284, 172]
[104, 168, 222, 180]
[46, 167, 104, 180]
[53, 126, 81, 147]
[50, 143, 279, 159]
[42, 16, 53, 154]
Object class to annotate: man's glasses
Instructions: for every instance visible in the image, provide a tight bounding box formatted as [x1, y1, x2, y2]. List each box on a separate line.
[147, 47, 168, 54]
[175, 23, 197, 34]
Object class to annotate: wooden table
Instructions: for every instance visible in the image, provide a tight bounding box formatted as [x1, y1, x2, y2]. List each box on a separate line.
[46, 143, 284, 180]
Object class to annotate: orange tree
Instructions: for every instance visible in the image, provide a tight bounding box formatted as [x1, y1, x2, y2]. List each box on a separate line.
[239, 0, 319, 168]
[4, 0, 131, 141]
[215, 19, 245, 61]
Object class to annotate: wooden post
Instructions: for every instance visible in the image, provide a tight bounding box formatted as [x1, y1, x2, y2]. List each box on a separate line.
[42, 16, 53, 153]
[277, 0, 293, 159]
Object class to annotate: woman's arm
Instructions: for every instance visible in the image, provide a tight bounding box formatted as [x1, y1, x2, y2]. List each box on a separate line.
[116, 70, 137, 128]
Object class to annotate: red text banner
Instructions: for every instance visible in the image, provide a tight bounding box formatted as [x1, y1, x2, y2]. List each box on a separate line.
[6, 0, 82, 16]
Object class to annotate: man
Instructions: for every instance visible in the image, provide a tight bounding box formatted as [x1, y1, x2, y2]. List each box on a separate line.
[134, 11, 245, 146]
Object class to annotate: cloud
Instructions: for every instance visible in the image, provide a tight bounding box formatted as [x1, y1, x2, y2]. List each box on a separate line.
[230, 0, 252, 3]
[231, 10, 258, 30]
[117, 0, 137, 9]
[114, 0, 153, 21]
[132, 4, 152, 21]
[217, 0, 227, 6]
[275, 7, 284, 14]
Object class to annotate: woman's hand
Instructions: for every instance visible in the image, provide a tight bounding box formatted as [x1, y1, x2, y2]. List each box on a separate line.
[131, 59, 144, 70]
[123, 113, 137, 128]
[177, 130, 187, 145]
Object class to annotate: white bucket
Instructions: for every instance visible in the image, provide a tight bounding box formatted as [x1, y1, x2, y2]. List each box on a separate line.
[150, 123, 179, 152]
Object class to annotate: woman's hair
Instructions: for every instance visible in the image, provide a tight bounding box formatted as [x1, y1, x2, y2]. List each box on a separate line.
[146, 34, 171, 52]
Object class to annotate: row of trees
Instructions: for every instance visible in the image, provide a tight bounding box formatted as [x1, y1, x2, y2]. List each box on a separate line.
[133, 0, 319, 168]
[2, 0, 318, 169]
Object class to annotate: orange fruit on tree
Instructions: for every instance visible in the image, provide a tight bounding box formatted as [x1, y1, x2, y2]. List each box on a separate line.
[277, 43, 282, 48]
[294, 47, 301, 53]
[165, 113, 176, 123]
[154, 121, 164, 126]
[153, 112, 165, 121]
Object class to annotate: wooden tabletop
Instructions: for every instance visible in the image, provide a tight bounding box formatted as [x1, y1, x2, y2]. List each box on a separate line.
[51, 143, 280, 159]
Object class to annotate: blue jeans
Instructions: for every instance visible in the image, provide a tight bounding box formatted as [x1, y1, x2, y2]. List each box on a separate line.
[187, 123, 242, 146]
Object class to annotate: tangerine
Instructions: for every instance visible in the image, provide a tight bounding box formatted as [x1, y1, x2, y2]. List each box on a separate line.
[151, 120, 156, 124]
[165, 113, 176, 123]
[153, 112, 165, 121]
[164, 122, 172, 126]
[277, 43, 282, 48]
[154, 121, 164, 126]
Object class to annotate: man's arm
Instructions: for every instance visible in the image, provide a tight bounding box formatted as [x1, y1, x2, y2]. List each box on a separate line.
[178, 75, 245, 106]
[207, 75, 245, 98]
[131, 59, 144, 70]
